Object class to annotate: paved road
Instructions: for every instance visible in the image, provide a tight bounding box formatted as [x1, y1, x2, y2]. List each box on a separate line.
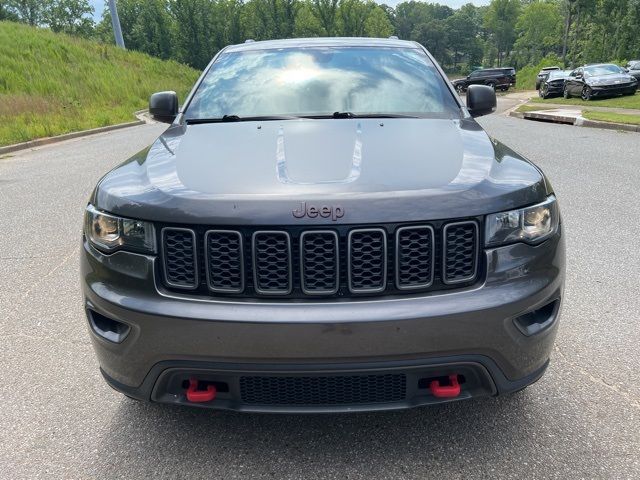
[1, 108, 639, 479]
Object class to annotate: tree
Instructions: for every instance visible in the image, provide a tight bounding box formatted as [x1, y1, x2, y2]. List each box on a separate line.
[46, 0, 94, 37]
[483, 0, 520, 66]
[338, 0, 373, 37]
[412, 19, 449, 67]
[5, 0, 51, 26]
[310, 0, 339, 36]
[446, 10, 477, 69]
[513, 1, 562, 66]
[364, 6, 393, 38]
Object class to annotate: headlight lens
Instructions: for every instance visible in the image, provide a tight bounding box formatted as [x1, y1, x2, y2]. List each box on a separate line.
[84, 204, 156, 253]
[485, 196, 559, 247]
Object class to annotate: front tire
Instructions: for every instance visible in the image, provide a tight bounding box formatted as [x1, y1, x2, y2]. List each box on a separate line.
[563, 86, 570, 99]
[486, 81, 496, 90]
[581, 86, 592, 101]
[539, 85, 547, 99]
[455, 84, 465, 94]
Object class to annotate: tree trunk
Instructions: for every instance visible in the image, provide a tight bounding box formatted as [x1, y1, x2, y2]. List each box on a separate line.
[562, 1, 574, 66]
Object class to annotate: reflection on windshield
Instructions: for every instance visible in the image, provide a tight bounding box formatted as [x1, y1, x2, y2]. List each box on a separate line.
[186, 47, 459, 119]
[584, 65, 623, 77]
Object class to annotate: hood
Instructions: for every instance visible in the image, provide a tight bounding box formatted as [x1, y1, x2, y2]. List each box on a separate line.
[94, 118, 549, 225]
[587, 73, 636, 86]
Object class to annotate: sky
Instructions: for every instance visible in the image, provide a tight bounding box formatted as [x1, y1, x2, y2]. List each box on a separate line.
[89, 0, 490, 20]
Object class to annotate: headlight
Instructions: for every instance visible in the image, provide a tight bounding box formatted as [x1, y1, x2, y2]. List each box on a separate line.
[485, 196, 559, 247]
[84, 204, 156, 253]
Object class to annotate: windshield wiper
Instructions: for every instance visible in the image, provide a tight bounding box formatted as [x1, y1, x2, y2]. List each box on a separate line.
[185, 115, 299, 124]
[304, 112, 420, 119]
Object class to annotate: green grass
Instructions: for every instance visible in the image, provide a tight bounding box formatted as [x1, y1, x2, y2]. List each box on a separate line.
[0, 21, 200, 146]
[582, 110, 640, 126]
[529, 92, 640, 109]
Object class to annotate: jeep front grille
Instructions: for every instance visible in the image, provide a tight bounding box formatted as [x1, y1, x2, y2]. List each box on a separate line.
[160, 220, 481, 299]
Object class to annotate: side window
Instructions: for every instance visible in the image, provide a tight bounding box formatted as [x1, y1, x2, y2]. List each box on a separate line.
[469, 71, 481, 78]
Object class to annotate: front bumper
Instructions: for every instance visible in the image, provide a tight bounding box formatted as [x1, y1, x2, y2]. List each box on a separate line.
[81, 227, 565, 412]
[591, 84, 638, 96]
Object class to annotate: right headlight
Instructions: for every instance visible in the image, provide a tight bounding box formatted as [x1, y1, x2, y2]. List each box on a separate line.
[84, 204, 156, 254]
[485, 195, 559, 247]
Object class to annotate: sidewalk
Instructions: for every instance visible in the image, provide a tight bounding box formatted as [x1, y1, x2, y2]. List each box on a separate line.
[504, 92, 640, 132]
[503, 91, 640, 115]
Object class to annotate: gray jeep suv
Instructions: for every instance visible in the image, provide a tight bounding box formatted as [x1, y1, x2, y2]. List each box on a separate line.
[81, 38, 564, 413]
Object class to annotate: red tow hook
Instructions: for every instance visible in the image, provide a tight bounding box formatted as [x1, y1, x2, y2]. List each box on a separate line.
[429, 374, 461, 398]
[186, 378, 217, 403]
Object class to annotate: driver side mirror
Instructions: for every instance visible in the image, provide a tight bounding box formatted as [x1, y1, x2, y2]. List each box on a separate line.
[466, 85, 496, 117]
[149, 91, 178, 123]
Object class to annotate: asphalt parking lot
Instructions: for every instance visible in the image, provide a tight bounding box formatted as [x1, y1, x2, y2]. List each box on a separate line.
[1, 101, 639, 478]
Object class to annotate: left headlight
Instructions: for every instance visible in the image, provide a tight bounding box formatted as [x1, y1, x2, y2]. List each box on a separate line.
[485, 195, 559, 247]
[84, 204, 156, 254]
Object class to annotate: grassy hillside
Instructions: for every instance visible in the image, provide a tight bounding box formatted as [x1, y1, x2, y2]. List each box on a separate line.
[0, 21, 200, 146]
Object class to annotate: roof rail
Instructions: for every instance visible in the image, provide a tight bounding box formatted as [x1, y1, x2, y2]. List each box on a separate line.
[388, 35, 399, 40]
[245, 39, 255, 43]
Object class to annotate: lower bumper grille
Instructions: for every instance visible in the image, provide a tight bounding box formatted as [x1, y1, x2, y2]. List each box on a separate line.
[160, 219, 482, 299]
[239, 374, 407, 406]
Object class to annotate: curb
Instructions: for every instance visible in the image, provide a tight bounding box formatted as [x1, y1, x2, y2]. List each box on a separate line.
[575, 117, 640, 133]
[509, 110, 640, 133]
[0, 111, 153, 156]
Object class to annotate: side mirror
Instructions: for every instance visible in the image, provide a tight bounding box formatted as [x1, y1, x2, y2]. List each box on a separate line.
[149, 91, 178, 123]
[466, 85, 496, 117]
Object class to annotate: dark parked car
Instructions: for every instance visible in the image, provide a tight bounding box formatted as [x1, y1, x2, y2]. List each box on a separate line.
[627, 61, 640, 81]
[539, 70, 571, 99]
[82, 38, 564, 413]
[535, 66, 561, 90]
[452, 67, 516, 93]
[564, 64, 638, 100]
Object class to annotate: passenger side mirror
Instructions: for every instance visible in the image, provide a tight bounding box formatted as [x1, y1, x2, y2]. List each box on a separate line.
[466, 85, 496, 117]
[149, 91, 178, 123]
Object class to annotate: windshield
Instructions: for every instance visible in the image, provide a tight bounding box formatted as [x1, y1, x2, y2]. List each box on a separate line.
[549, 71, 568, 79]
[584, 64, 624, 77]
[185, 46, 460, 120]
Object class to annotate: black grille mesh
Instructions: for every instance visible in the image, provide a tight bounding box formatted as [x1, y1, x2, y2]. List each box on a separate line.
[397, 226, 434, 289]
[444, 222, 478, 283]
[349, 229, 386, 292]
[301, 232, 339, 294]
[162, 229, 197, 288]
[206, 231, 243, 292]
[253, 232, 291, 294]
[240, 374, 407, 406]
[160, 221, 480, 297]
